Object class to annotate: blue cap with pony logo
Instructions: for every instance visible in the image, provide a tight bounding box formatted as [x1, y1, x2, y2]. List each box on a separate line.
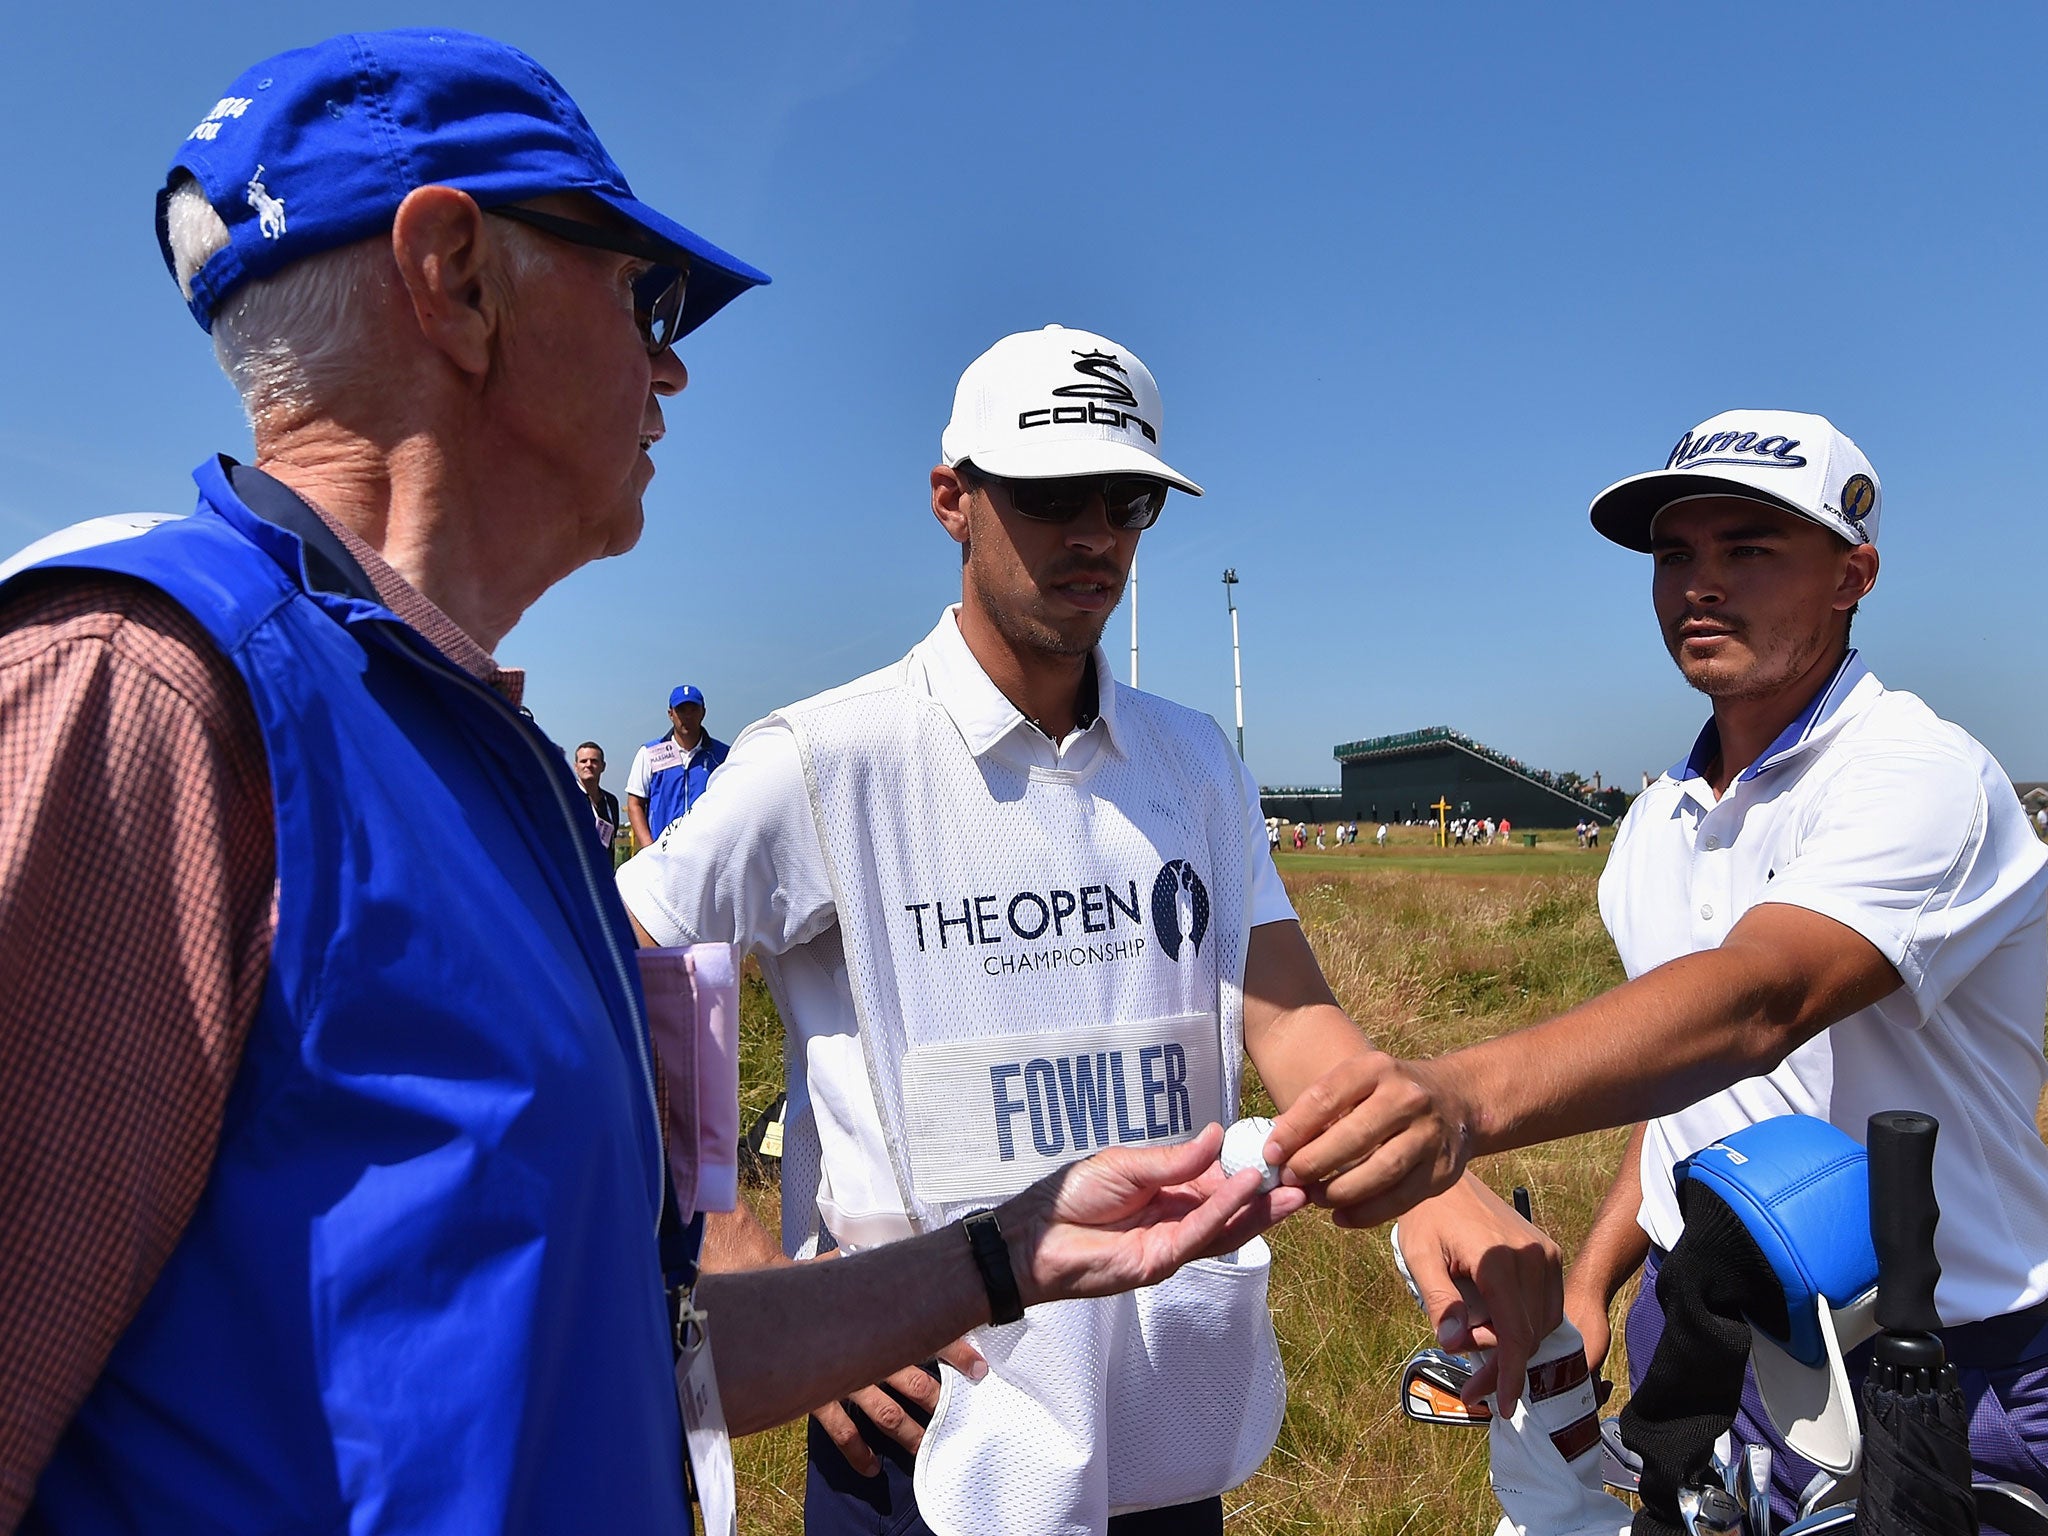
[158, 29, 769, 336]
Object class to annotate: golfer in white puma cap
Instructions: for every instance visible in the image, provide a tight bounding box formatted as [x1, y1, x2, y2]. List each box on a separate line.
[619, 325, 1562, 1536]
[1255, 408, 2048, 1524]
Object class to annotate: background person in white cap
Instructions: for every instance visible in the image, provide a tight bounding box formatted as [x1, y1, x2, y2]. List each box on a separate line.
[618, 324, 1562, 1536]
[1253, 408, 2048, 1520]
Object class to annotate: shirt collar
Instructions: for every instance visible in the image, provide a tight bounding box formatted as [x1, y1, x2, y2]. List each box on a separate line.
[1667, 649, 1876, 788]
[915, 605, 1124, 760]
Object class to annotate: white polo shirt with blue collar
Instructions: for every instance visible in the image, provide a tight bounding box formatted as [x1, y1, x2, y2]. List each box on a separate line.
[1607, 650, 2048, 1325]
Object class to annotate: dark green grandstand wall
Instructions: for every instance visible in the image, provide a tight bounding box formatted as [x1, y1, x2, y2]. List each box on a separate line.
[1260, 792, 1343, 823]
[1338, 748, 1611, 825]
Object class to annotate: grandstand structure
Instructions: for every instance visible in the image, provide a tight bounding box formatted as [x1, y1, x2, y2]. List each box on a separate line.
[1262, 726, 1626, 828]
[1258, 786, 1343, 824]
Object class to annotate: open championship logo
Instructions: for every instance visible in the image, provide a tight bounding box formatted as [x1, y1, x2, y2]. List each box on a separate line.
[900, 858, 1212, 975]
[1840, 473, 1875, 524]
[1150, 860, 1210, 961]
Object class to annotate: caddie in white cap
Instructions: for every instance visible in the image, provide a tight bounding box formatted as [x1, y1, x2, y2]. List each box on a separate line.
[620, 324, 1563, 1536]
[1246, 408, 2048, 1524]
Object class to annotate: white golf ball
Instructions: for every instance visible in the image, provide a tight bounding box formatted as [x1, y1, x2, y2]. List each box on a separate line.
[1220, 1116, 1279, 1191]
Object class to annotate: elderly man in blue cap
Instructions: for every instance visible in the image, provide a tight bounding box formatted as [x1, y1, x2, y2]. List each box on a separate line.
[629, 682, 730, 849]
[0, 31, 1301, 1534]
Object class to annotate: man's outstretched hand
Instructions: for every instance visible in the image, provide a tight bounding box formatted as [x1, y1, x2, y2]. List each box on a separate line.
[1259, 1050, 1476, 1226]
[705, 1124, 1307, 1441]
[1393, 1177, 1562, 1414]
[995, 1124, 1308, 1307]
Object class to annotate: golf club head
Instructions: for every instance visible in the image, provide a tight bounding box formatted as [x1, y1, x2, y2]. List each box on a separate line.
[1797, 1471, 1852, 1520]
[1679, 1481, 1748, 1536]
[1779, 1509, 1856, 1536]
[1977, 1480, 2048, 1536]
[1741, 1443, 1772, 1536]
[1599, 1416, 1642, 1494]
[1399, 1348, 1489, 1425]
[1709, 1432, 1739, 1497]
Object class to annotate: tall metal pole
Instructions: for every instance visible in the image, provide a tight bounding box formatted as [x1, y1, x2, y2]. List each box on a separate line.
[1129, 554, 1140, 689]
[1222, 569, 1244, 758]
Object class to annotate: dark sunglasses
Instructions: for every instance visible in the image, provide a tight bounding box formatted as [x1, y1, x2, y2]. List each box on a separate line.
[486, 205, 689, 356]
[967, 466, 1170, 531]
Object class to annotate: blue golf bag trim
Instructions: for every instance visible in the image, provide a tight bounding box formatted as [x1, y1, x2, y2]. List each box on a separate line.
[1676, 1115, 1879, 1368]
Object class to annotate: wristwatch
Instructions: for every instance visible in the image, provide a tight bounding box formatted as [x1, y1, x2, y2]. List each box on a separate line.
[962, 1210, 1024, 1325]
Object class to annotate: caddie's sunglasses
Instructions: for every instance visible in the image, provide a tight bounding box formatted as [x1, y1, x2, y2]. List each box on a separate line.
[965, 466, 1170, 531]
[486, 205, 689, 357]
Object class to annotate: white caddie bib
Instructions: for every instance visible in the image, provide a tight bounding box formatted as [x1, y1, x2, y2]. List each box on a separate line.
[784, 658, 1285, 1536]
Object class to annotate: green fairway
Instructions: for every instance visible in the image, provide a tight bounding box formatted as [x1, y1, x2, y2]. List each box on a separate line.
[1274, 845, 1609, 878]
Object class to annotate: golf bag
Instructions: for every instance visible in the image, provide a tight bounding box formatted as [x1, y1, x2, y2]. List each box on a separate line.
[1622, 1116, 1878, 1536]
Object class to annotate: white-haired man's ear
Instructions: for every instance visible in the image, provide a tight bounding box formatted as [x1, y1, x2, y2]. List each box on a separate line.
[161, 176, 547, 433]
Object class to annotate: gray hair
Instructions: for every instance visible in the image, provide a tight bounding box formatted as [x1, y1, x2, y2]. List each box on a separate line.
[163, 177, 541, 429]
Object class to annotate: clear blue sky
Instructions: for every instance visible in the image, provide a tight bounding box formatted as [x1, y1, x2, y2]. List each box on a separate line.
[7, 3, 2044, 791]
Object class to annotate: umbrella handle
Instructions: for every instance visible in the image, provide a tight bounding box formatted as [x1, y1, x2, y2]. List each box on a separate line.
[1867, 1110, 1944, 1344]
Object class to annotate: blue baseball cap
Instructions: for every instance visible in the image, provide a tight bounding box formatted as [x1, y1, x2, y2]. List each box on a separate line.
[669, 685, 705, 709]
[159, 29, 769, 335]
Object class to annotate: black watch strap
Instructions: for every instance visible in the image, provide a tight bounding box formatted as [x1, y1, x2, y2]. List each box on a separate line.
[962, 1210, 1024, 1325]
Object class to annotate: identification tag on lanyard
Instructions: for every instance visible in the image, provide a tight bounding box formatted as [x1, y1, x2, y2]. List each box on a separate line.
[675, 1294, 736, 1536]
[647, 739, 687, 773]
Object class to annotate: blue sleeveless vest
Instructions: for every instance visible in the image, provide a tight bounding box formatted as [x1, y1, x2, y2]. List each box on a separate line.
[642, 730, 728, 838]
[18, 459, 688, 1535]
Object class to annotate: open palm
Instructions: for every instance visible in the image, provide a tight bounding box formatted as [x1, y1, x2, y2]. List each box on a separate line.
[998, 1124, 1308, 1306]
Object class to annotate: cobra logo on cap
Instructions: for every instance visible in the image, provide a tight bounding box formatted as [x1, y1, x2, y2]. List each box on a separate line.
[1018, 350, 1158, 442]
[1051, 350, 1141, 409]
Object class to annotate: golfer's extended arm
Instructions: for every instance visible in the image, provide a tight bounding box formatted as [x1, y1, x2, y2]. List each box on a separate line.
[1243, 920, 1502, 1218]
[1243, 917, 1503, 1215]
[700, 1224, 990, 1435]
[1449, 903, 1899, 1155]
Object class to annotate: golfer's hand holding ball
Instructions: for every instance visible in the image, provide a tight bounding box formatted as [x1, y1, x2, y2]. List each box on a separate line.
[1259, 1049, 1477, 1227]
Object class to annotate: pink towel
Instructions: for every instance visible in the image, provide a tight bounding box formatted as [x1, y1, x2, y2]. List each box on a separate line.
[636, 944, 741, 1218]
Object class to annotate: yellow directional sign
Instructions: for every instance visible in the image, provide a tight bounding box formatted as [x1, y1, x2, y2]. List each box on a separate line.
[1432, 796, 1452, 848]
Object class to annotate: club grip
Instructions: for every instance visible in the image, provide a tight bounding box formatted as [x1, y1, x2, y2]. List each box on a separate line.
[1867, 1110, 1943, 1334]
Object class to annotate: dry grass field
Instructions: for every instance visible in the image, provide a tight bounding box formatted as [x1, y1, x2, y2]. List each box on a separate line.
[721, 831, 2048, 1533]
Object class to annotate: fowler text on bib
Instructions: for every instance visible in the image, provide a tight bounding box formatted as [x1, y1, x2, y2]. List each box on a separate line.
[899, 1014, 1222, 1203]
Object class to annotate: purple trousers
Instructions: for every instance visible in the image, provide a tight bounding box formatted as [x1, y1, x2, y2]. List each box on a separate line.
[1627, 1250, 2048, 1529]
